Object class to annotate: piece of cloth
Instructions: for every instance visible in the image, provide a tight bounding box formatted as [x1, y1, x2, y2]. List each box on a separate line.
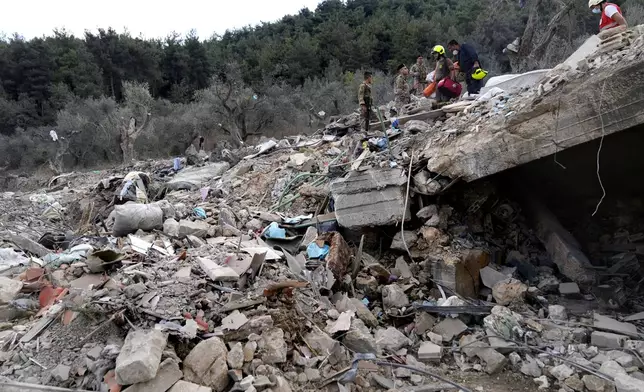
[457, 43, 480, 76]
[600, 3, 622, 30]
[394, 74, 411, 109]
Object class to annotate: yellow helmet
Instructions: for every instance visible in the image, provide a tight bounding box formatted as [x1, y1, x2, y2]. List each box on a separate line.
[588, 0, 602, 7]
[432, 45, 445, 56]
[472, 68, 488, 80]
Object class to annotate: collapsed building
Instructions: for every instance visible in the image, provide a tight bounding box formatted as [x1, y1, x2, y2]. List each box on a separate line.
[1, 25, 644, 392]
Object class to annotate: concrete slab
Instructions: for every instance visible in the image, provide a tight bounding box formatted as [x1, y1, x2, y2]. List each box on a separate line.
[168, 162, 230, 187]
[330, 168, 410, 229]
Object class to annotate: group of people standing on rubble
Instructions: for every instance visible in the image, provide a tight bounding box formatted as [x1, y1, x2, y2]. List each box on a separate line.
[358, 0, 628, 131]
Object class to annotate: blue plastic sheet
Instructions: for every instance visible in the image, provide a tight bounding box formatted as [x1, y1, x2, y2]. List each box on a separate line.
[306, 242, 330, 259]
[193, 207, 207, 220]
[263, 222, 286, 239]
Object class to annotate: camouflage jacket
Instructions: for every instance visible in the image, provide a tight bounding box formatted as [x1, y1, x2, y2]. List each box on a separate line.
[358, 82, 372, 106]
[394, 74, 410, 103]
[410, 63, 428, 82]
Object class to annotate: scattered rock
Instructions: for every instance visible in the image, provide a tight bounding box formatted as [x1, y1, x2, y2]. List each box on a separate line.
[168, 381, 213, 392]
[432, 318, 468, 342]
[115, 329, 168, 385]
[390, 231, 418, 251]
[418, 341, 442, 360]
[582, 374, 615, 392]
[375, 327, 412, 353]
[592, 331, 628, 349]
[534, 375, 550, 390]
[559, 282, 580, 296]
[599, 360, 627, 379]
[564, 375, 585, 392]
[343, 319, 377, 354]
[492, 278, 527, 305]
[183, 337, 229, 392]
[260, 328, 287, 364]
[227, 342, 244, 369]
[615, 374, 644, 392]
[124, 282, 147, 298]
[51, 364, 71, 382]
[548, 305, 568, 321]
[0, 277, 22, 304]
[480, 266, 508, 289]
[123, 358, 183, 392]
[549, 364, 574, 381]
[243, 341, 257, 362]
[520, 356, 542, 377]
[163, 218, 180, 237]
[381, 284, 410, 309]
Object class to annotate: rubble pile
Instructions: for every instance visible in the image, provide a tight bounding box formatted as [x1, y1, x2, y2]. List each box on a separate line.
[1, 26, 644, 392]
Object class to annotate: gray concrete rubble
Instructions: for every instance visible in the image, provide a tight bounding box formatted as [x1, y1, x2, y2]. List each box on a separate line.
[3, 26, 644, 392]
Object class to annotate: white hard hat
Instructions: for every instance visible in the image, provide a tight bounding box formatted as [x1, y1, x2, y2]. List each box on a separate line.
[588, 0, 603, 7]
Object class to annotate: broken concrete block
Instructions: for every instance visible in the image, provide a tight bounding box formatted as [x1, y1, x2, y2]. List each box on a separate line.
[390, 231, 418, 252]
[432, 249, 489, 298]
[304, 328, 341, 356]
[168, 381, 212, 392]
[163, 218, 180, 237]
[492, 278, 527, 306]
[594, 313, 639, 337]
[0, 277, 22, 304]
[559, 282, 580, 296]
[417, 205, 438, 220]
[548, 305, 568, 321]
[418, 341, 442, 360]
[381, 284, 410, 309]
[330, 168, 409, 229]
[550, 364, 574, 381]
[582, 374, 616, 392]
[178, 220, 210, 238]
[564, 375, 585, 392]
[458, 334, 507, 374]
[395, 257, 413, 279]
[51, 364, 71, 382]
[197, 257, 239, 282]
[227, 343, 244, 370]
[243, 341, 257, 362]
[432, 318, 468, 342]
[414, 312, 437, 335]
[123, 358, 183, 392]
[260, 328, 287, 364]
[375, 327, 412, 353]
[343, 319, 377, 354]
[183, 337, 229, 392]
[534, 375, 550, 390]
[599, 360, 627, 379]
[480, 266, 507, 289]
[520, 357, 542, 377]
[115, 329, 168, 385]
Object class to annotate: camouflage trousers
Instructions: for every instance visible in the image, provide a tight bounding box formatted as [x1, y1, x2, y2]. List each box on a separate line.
[360, 106, 376, 132]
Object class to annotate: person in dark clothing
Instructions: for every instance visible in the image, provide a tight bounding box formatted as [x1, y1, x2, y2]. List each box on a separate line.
[448, 40, 483, 95]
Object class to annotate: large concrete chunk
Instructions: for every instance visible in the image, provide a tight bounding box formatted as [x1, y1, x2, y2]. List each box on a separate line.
[168, 381, 212, 392]
[115, 329, 168, 385]
[123, 358, 183, 392]
[183, 337, 229, 392]
[431, 250, 489, 298]
[330, 169, 409, 229]
[0, 277, 22, 304]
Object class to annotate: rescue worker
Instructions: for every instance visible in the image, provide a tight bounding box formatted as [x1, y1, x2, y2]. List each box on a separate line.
[358, 71, 373, 132]
[410, 56, 428, 95]
[448, 40, 483, 95]
[394, 64, 411, 112]
[589, 0, 627, 31]
[431, 45, 456, 102]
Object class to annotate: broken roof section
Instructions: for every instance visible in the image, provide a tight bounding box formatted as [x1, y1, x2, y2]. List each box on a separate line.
[418, 26, 644, 182]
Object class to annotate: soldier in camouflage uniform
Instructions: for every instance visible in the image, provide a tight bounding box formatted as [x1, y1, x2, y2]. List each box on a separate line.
[358, 71, 373, 132]
[394, 64, 411, 112]
[410, 56, 428, 95]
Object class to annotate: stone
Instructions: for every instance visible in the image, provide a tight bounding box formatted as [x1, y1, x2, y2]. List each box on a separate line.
[178, 220, 210, 238]
[224, 315, 273, 341]
[520, 357, 542, 377]
[343, 319, 377, 354]
[592, 331, 628, 349]
[615, 374, 644, 392]
[599, 360, 627, 379]
[330, 168, 409, 229]
[124, 282, 147, 298]
[615, 354, 636, 368]
[534, 375, 550, 390]
[375, 327, 412, 353]
[227, 343, 244, 369]
[253, 375, 273, 390]
[168, 381, 212, 392]
[381, 284, 410, 309]
[492, 278, 527, 305]
[391, 231, 418, 252]
[123, 358, 183, 392]
[355, 276, 379, 297]
[371, 374, 395, 389]
[431, 250, 489, 298]
[183, 337, 229, 392]
[243, 341, 257, 362]
[508, 352, 522, 367]
[594, 314, 639, 337]
[427, 331, 443, 345]
[0, 277, 22, 304]
[271, 375, 292, 392]
[303, 329, 340, 356]
[550, 364, 574, 381]
[414, 312, 437, 335]
[303, 368, 321, 382]
[564, 375, 585, 392]
[395, 257, 413, 279]
[51, 364, 71, 382]
[559, 282, 580, 296]
[228, 369, 243, 382]
[480, 266, 507, 289]
[418, 342, 442, 360]
[260, 328, 287, 364]
[115, 329, 168, 385]
[219, 208, 236, 228]
[86, 345, 103, 360]
[197, 257, 240, 282]
[548, 305, 568, 321]
[163, 218, 180, 237]
[459, 334, 507, 374]
[432, 318, 468, 342]
[416, 205, 438, 220]
[582, 374, 615, 392]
